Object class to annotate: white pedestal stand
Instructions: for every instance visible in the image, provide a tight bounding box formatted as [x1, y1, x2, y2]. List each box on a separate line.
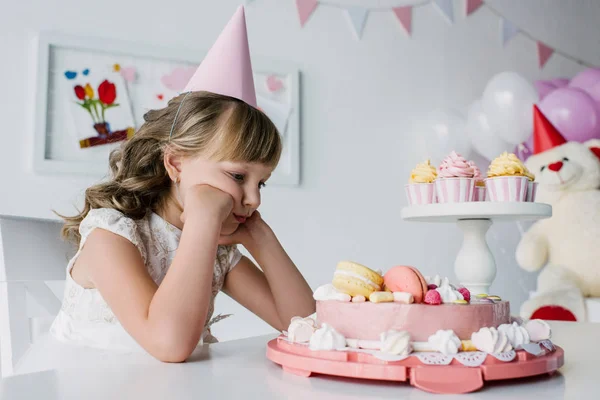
[401, 202, 552, 295]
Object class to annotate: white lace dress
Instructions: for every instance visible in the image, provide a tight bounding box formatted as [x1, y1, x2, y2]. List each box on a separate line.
[50, 208, 242, 352]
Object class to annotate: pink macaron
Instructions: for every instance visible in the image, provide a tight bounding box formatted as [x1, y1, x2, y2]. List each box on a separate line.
[383, 266, 428, 303]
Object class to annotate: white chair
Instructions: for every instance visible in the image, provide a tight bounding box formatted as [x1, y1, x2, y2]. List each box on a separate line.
[0, 214, 74, 377]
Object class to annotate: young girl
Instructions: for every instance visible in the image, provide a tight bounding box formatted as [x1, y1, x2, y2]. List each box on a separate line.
[50, 6, 315, 362]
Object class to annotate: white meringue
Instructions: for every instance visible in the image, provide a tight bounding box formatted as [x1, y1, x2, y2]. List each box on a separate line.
[435, 277, 464, 303]
[524, 319, 552, 342]
[380, 330, 412, 356]
[287, 316, 316, 343]
[309, 323, 347, 351]
[313, 284, 352, 302]
[425, 274, 443, 287]
[471, 327, 513, 354]
[498, 322, 530, 348]
[428, 329, 461, 355]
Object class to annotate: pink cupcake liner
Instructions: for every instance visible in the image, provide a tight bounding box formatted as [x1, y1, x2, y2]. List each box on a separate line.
[526, 181, 539, 202]
[434, 178, 475, 203]
[485, 176, 529, 202]
[405, 183, 435, 205]
[472, 186, 487, 202]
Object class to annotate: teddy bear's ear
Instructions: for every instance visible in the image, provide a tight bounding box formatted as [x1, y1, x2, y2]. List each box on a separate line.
[585, 139, 600, 161]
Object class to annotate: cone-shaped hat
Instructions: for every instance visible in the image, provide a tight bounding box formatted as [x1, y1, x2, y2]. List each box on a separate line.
[533, 105, 567, 154]
[183, 6, 257, 107]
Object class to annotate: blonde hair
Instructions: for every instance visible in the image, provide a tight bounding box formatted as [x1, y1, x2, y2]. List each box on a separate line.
[59, 91, 282, 245]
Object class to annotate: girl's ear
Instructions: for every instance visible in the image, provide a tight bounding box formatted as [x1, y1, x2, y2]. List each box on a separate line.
[164, 149, 183, 181]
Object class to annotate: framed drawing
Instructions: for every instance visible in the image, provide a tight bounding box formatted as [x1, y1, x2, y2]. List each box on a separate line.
[33, 32, 300, 185]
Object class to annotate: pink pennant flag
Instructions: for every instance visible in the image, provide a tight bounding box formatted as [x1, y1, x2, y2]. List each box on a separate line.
[537, 41, 554, 68]
[393, 6, 412, 36]
[466, 0, 483, 16]
[295, 0, 319, 27]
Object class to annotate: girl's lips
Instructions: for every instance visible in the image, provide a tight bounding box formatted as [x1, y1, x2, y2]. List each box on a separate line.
[234, 214, 247, 223]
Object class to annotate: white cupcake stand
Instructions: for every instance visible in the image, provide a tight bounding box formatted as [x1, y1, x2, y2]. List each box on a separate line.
[401, 202, 552, 295]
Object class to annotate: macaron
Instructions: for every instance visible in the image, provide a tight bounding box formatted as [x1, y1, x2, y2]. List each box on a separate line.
[383, 266, 428, 303]
[332, 261, 384, 297]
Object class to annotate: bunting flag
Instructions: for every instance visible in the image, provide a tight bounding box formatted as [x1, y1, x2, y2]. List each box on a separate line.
[288, 0, 588, 70]
[465, 0, 483, 16]
[393, 7, 412, 36]
[501, 17, 519, 46]
[433, 0, 454, 24]
[295, 0, 318, 27]
[537, 42, 555, 68]
[345, 7, 369, 39]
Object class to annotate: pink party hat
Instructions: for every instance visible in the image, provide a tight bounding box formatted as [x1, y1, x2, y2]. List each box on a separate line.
[183, 5, 257, 107]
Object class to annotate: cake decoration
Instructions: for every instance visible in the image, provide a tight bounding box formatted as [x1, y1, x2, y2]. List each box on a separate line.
[370, 291, 394, 303]
[383, 266, 428, 303]
[313, 284, 351, 302]
[457, 287, 471, 302]
[392, 292, 414, 304]
[309, 323, 347, 351]
[524, 319, 552, 342]
[351, 295, 366, 303]
[435, 277, 465, 303]
[332, 261, 384, 298]
[426, 329, 462, 355]
[471, 327, 513, 354]
[498, 322, 531, 348]
[287, 316, 317, 343]
[380, 330, 412, 356]
[424, 289, 442, 305]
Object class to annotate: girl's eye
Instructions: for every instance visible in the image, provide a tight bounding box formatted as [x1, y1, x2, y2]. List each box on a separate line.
[258, 182, 266, 189]
[232, 173, 245, 182]
[540, 166, 546, 172]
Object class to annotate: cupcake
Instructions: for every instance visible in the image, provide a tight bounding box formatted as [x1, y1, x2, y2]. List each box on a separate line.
[435, 151, 475, 203]
[485, 152, 529, 202]
[524, 167, 538, 202]
[468, 160, 486, 202]
[405, 159, 437, 205]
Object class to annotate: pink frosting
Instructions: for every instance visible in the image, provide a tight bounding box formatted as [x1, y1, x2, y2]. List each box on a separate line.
[467, 161, 483, 183]
[317, 300, 510, 341]
[438, 151, 475, 178]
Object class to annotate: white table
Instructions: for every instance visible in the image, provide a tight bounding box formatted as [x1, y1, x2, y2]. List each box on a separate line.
[1, 321, 599, 399]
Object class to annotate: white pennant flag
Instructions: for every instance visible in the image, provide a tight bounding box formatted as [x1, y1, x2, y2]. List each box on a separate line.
[501, 18, 519, 46]
[433, 0, 454, 24]
[345, 7, 369, 39]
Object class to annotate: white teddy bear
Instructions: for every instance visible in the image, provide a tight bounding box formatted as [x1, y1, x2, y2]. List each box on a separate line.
[516, 107, 600, 321]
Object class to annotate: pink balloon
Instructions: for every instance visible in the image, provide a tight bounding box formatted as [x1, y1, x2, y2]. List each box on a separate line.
[569, 68, 600, 90]
[583, 81, 600, 104]
[539, 87, 600, 143]
[534, 81, 557, 100]
[550, 78, 569, 88]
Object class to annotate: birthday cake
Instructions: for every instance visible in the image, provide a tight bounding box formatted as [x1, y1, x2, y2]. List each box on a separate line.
[268, 259, 562, 394]
[285, 261, 552, 358]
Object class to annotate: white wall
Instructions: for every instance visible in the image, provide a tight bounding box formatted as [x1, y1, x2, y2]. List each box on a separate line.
[0, 0, 594, 341]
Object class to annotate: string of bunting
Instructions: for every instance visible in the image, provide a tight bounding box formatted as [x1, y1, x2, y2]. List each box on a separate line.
[261, 0, 597, 69]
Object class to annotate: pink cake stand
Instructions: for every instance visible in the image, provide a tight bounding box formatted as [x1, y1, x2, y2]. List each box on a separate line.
[266, 337, 564, 394]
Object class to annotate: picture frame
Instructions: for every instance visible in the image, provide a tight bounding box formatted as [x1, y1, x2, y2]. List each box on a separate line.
[33, 32, 300, 186]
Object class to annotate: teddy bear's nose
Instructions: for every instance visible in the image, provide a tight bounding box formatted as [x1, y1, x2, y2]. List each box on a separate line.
[548, 161, 564, 172]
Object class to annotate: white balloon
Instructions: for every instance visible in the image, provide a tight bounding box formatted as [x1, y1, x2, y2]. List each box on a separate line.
[466, 100, 514, 161]
[413, 109, 471, 165]
[482, 72, 539, 145]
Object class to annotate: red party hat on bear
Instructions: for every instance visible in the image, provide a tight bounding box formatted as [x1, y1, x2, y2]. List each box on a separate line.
[533, 105, 567, 154]
[183, 6, 257, 107]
